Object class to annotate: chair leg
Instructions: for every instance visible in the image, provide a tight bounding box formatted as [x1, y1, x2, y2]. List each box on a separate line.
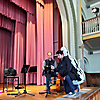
[6, 78, 8, 92]
[18, 77, 19, 87]
[12, 79, 14, 90]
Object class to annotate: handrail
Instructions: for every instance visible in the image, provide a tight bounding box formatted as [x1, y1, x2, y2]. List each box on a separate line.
[82, 16, 100, 34]
[83, 16, 100, 22]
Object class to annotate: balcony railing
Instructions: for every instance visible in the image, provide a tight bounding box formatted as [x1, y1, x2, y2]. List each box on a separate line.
[82, 16, 100, 35]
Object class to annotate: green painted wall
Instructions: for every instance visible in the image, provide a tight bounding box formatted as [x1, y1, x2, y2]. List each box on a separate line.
[84, 51, 100, 73]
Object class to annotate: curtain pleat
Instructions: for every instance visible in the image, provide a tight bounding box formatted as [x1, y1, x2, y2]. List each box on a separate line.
[10, 0, 35, 15]
[36, 0, 54, 85]
[0, 0, 26, 24]
[14, 22, 25, 84]
[0, 0, 3, 14]
[36, 2, 44, 85]
[44, 0, 53, 59]
[26, 11, 37, 84]
[0, 28, 11, 83]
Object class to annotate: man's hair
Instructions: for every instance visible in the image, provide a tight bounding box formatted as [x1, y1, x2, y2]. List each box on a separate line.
[56, 50, 63, 55]
[47, 52, 52, 55]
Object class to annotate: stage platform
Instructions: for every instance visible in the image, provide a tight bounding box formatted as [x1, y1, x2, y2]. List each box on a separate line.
[0, 84, 100, 100]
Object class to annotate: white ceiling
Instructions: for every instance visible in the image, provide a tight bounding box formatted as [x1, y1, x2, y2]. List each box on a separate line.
[84, 0, 100, 8]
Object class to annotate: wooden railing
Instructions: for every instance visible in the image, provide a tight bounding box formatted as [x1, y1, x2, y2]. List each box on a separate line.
[82, 16, 100, 35]
[85, 88, 100, 100]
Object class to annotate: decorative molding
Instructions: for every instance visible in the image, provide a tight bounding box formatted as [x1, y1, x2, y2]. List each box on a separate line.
[56, 0, 69, 48]
[63, 0, 75, 58]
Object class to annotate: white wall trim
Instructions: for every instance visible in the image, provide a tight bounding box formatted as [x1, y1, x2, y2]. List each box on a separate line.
[64, 0, 76, 58]
[93, 50, 100, 54]
[56, 0, 69, 48]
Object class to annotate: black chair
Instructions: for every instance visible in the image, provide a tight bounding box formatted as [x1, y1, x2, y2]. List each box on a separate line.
[3, 68, 19, 92]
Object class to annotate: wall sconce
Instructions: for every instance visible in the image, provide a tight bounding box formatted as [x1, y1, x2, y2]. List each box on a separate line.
[92, 7, 99, 17]
[92, 7, 99, 13]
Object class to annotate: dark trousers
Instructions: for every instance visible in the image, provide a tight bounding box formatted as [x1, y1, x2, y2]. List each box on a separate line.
[63, 75, 78, 94]
[46, 72, 55, 91]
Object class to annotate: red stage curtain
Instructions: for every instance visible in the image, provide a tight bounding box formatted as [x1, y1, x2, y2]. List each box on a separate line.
[10, 0, 37, 85]
[44, 0, 53, 58]
[0, 0, 26, 23]
[10, 32, 14, 69]
[26, 12, 37, 84]
[10, 0, 35, 15]
[0, 14, 15, 83]
[0, 28, 11, 83]
[53, 0, 62, 54]
[53, 5, 59, 55]
[0, 15, 15, 32]
[53, 0, 62, 78]
[0, 0, 56, 85]
[0, 14, 1, 27]
[36, 0, 54, 85]
[14, 21, 25, 84]
[0, 0, 26, 84]
[36, 0, 44, 85]
[0, 0, 3, 15]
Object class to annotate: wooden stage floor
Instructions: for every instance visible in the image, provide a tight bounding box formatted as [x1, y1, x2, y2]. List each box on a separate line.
[0, 84, 100, 100]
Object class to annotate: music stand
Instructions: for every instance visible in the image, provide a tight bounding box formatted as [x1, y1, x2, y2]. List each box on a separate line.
[15, 65, 35, 97]
[28, 66, 37, 73]
[45, 65, 51, 75]
[39, 66, 57, 98]
[28, 66, 37, 85]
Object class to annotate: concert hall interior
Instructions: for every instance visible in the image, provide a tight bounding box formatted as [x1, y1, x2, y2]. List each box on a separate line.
[0, 0, 100, 100]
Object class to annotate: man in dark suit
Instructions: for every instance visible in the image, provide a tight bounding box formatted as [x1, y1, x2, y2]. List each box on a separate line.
[54, 50, 80, 96]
